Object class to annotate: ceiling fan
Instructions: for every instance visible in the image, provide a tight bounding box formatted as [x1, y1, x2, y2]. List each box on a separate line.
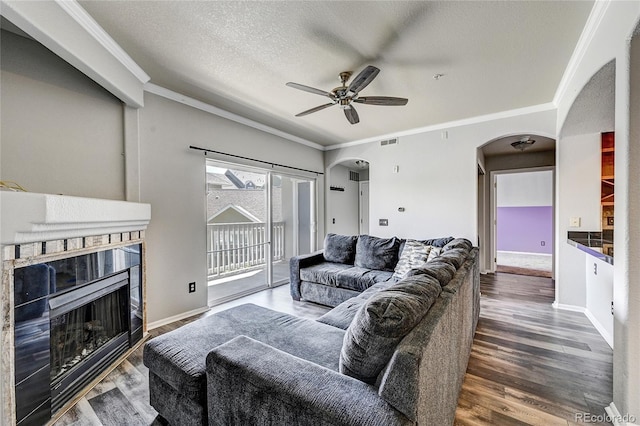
[286, 65, 408, 125]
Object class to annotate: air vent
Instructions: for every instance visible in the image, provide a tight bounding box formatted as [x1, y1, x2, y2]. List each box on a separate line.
[349, 171, 360, 182]
[380, 138, 398, 146]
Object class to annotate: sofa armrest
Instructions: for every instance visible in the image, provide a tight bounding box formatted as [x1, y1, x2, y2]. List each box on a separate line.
[206, 336, 411, 426]
[289, 250, 325, 300]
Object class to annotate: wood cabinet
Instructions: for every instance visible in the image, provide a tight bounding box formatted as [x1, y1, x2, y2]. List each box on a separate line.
[601, 132, 614, 256]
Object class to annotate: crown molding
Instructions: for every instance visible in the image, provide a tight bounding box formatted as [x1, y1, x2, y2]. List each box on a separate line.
[1, 0, 147, 106]
[325, 102, 556, 151]
[54, 0, 150, 84]
[553, 0, 611, 106]
[144, 83, 325, 151]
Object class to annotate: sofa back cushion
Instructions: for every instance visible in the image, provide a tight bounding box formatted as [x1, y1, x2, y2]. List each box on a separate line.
[442, 237, 473, 252]
[393, 240, 432, 279]
[354, 235, 400, 272]
[323, 233, 358, 264]
[405, 261, 457, 287]
[339, 275, 441, 384]
[437, 248, 469, 269]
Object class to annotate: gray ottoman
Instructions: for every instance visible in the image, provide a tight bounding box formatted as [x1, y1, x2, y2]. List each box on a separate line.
[143, 303, 345, 425]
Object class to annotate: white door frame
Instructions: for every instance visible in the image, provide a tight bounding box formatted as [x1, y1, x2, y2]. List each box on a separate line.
[359, 181, 370, 235]
[490, 166, 555, 276]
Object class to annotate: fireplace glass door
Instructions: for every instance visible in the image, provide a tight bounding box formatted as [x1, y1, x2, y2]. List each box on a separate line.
[50, 284, 128, 383]
[48, 271, 130, 412]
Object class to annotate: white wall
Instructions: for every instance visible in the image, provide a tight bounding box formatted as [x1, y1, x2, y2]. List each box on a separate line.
[555, 133, 601, 308]
[139, 93, 324, 323]
[554, 1, 640, 417]
[497, 171, 553, 207]
[325, 109, 556, 242]
[0, 30, 125, 200]
[328, 165, 359, 235]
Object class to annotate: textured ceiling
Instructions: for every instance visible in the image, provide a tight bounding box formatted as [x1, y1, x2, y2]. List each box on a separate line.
[79, 1, 594, 147]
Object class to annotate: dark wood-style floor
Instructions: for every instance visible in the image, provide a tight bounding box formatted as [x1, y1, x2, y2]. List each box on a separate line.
[54, 273, 612, 426]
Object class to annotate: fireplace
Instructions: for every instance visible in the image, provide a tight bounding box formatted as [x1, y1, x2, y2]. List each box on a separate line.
[13, 244, 143, 425]
[1, 192, 150, 425]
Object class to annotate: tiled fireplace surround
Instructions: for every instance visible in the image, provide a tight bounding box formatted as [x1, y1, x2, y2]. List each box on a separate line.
[0, 192, 151, 425]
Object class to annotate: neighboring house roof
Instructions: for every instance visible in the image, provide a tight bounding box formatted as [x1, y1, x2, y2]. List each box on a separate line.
[208, 204, 261, 223]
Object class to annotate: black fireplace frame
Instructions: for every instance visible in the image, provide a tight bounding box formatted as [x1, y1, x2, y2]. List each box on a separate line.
[13, 243, 143, 426]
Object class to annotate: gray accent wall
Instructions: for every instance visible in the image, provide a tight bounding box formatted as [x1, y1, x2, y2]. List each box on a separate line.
[0, 30, 125, 200]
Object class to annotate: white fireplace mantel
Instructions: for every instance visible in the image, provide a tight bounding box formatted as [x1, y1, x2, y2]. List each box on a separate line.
[0, 192, 151, 245]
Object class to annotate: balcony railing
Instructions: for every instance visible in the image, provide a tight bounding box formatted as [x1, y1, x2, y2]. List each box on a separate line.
[207, 221, 285, 278]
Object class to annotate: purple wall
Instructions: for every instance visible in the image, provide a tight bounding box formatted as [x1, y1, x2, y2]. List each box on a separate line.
[497, 206, 553, 254]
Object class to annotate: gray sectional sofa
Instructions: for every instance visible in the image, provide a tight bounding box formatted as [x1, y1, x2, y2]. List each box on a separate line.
[290, 233, 456, 307]
[143, 235, 479, 426]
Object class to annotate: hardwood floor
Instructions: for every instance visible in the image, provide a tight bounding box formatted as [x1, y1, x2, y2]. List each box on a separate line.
[455, 273, 612, 426]
[54, 273, 612, 426]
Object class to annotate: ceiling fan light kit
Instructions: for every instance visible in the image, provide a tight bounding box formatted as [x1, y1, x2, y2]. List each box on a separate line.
[286, 65, 408, 125]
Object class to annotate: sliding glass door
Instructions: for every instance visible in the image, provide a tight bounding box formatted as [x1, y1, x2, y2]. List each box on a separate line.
[271, 174, 315, 285]
[206, 160, 315, 305]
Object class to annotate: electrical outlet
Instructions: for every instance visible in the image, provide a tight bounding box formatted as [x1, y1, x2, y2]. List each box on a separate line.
[188, 282, 196, 293]
[569, 217, 581, 227]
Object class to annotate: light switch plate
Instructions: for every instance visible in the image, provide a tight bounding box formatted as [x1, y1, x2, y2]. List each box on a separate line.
[569, 217, 581, 227]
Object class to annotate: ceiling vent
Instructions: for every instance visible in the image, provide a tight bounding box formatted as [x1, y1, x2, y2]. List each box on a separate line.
[380, 138, 398, 147]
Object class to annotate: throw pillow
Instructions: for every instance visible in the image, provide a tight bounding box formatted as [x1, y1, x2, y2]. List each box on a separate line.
[354, 235, 400, 272]
[392, 240, 432, 279]
[427, 247, 443, 262]
[339, 275, 441, 384]
[323, 233, 358, 264]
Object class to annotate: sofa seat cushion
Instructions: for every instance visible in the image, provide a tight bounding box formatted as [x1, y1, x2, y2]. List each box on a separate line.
[299, 262, 353, 287]
[143, 304, 345, 404]
[339, 275, 442, 384]
[335, 267, 394, 292]
[316, 281, 395, 329]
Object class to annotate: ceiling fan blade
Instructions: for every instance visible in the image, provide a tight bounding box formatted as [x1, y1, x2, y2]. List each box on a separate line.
[286, 82, 334, 99]
[344, 106, 360, 124]
[353, 96, 409, 106]
[347, 65, 380, 95]
[295, 102, 335, 117]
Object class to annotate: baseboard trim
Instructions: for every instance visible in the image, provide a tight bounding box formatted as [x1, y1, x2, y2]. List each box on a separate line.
[497, 250, 552, 257]
[552, 301, 585, 313]
[604, 402, 639, 426]
[147, 306, 210, 330]
[584, 309, 613, 349]
[553, 302, 613, 348]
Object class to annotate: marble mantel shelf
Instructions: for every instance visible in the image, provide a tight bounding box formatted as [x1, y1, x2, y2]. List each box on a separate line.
[1, 191, 151, 245]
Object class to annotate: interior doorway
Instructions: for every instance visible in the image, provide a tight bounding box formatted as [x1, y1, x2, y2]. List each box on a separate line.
[205, 160, 315, 306]
[492, 169, 554, 277]
[327, 159, 369, 235]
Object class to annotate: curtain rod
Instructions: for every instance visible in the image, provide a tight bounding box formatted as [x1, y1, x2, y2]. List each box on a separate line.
[189, 145, 323, 175]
